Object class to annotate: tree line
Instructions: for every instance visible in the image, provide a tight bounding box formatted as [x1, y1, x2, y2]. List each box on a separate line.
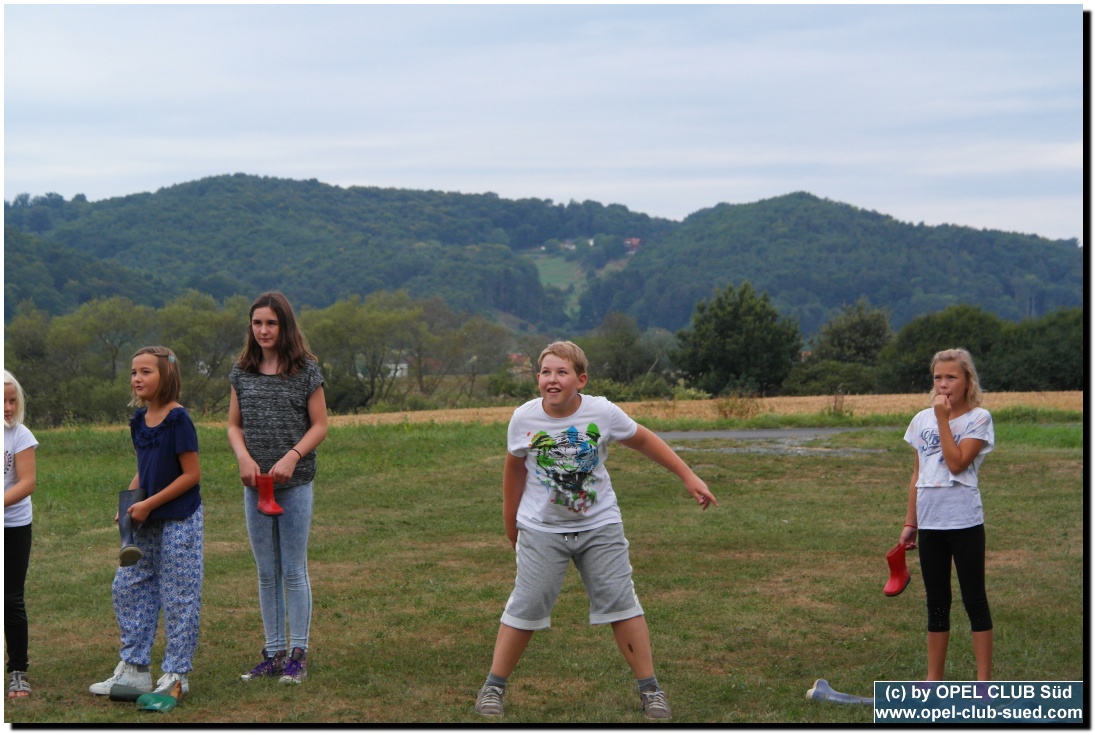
[5, 284, 1082, 429]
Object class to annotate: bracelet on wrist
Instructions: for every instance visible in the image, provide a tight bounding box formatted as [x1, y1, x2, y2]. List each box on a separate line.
[904, 523, 917, 529]
[290, 447, 302, 459]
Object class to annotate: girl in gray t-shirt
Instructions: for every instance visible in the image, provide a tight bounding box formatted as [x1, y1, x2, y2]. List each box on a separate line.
[228, 292, 328, 686]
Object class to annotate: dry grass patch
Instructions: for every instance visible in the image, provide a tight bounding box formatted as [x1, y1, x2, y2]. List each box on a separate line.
[322, 391, 1081, 427]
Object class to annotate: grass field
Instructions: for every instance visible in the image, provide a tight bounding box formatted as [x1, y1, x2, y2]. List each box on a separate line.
[5, 395, 1084, 724]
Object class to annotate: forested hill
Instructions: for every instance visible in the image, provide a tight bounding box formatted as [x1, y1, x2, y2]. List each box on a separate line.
[4, 174, 675, 327]
[4, 175, 1083, 335]
[579, 192, 1082, 334]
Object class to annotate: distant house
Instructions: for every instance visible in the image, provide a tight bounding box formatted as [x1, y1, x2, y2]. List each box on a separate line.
[384, 362, 408, 378]
[508, 352, 534, 377]
[624, 237, 642, 254]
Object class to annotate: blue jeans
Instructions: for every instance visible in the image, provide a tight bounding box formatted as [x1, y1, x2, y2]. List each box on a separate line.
[113, 506, 203, 673]
[244, 481, 313, 653]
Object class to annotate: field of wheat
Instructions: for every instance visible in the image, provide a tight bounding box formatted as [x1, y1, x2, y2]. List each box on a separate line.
[329, 391, 1083, 427]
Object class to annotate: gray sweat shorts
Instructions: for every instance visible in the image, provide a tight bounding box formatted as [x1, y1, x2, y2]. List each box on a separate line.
[500, 522, 644, 630]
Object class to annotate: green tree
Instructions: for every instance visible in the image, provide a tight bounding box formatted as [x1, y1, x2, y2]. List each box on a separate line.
[404, 297, 464, 397]
[454, 315, 510, 399]
[4, 299, 142, 426]
[303, 297, 371, 412]
[674, 281, 802, 395]
[158, 291, 249, 415]
[983, 308, 1083, 391]
[42, 296, 153, 384]
[303, 292, 423, 412]
[875, 304, 1004, 393]
[578, 312, 657, 383]
[4, 302, 58, 424]
[812, 298, 893, 364]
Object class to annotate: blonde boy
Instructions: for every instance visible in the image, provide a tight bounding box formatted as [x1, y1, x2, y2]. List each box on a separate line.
[475, 341, 718, 720]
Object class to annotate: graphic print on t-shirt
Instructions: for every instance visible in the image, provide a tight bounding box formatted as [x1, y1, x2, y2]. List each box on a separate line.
[917, 427, 966, 464]
[529, 423, 602, 514]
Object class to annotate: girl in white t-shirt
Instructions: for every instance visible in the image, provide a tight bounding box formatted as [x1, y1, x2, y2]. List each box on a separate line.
[5, 371, 38, 699]
[899, 348, 994, 682]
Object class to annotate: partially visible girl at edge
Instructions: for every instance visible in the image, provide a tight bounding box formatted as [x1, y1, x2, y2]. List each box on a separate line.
[89, 346, 203, 697]
[5, 371, 37, 699]
[228, 291, 327, 685]
[899, 348, 994, 681]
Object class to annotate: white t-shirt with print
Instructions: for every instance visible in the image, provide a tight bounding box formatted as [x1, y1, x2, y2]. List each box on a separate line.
[904, 406, 994, 530]
[508, 394, 638, 533]
[5, 423, 38, 527]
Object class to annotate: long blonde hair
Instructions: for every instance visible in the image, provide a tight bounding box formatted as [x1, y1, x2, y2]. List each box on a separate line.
[4, 370, 27, 427]
[928, 348, 983, 408]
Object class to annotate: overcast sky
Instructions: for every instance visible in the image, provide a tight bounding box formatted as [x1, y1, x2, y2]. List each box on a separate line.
[4, 4, 1084, 241]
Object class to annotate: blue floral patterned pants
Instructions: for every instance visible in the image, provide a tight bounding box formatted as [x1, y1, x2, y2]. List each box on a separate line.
[112, 506, 203, 673]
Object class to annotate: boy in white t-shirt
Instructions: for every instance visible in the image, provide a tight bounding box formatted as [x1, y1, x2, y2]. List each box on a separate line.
[474, 341, 718, 720]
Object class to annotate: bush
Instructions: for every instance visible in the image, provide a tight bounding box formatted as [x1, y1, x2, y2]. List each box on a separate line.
[586, 374, 674, 402]
[487, 368, 537, 399]
[671, 384, 711, 401]
[780, 359, 878, 396]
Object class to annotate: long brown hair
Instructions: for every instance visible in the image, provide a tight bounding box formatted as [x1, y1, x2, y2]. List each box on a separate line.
[236, 291, 316, 376]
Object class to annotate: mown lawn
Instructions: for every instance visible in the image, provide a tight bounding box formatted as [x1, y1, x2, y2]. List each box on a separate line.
[6, 414, 1083, 724]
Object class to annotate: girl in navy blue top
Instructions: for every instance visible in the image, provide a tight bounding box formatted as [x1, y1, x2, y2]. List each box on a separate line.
[88, 346, 204, 698]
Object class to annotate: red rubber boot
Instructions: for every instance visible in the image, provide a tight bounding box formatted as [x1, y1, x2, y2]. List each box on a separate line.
[256, 474, 283, 516]
[884, 542, 911, 597]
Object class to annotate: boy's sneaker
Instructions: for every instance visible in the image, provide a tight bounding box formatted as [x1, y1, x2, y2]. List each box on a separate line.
[156, 672, 189, 696]
[7, 671, 30, 698]
[240, 650, 286, 681]
[639, 687, 672, 719]
[278, 648, 307, 685]
[89, 661, 152, 695]
[475, 685, 505, 716]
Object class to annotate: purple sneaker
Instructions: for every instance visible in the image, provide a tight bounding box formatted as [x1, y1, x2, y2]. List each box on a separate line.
[279, 648, 307, 684]
[240, 650, 286, 681]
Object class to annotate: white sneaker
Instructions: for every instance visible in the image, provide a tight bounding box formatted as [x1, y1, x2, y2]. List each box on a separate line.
[89, 661, 153, 695]
[156, 672, 189, 696]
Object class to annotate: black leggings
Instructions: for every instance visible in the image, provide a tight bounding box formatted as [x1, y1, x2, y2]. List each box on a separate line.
[5, 523, 32, 672]
[918, 524, 992, 633]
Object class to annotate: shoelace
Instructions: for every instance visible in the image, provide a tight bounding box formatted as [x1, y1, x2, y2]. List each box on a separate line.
[283, 656, 306, 677]
[641, 689, 669, 713]
[479, 686, 504, 707]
